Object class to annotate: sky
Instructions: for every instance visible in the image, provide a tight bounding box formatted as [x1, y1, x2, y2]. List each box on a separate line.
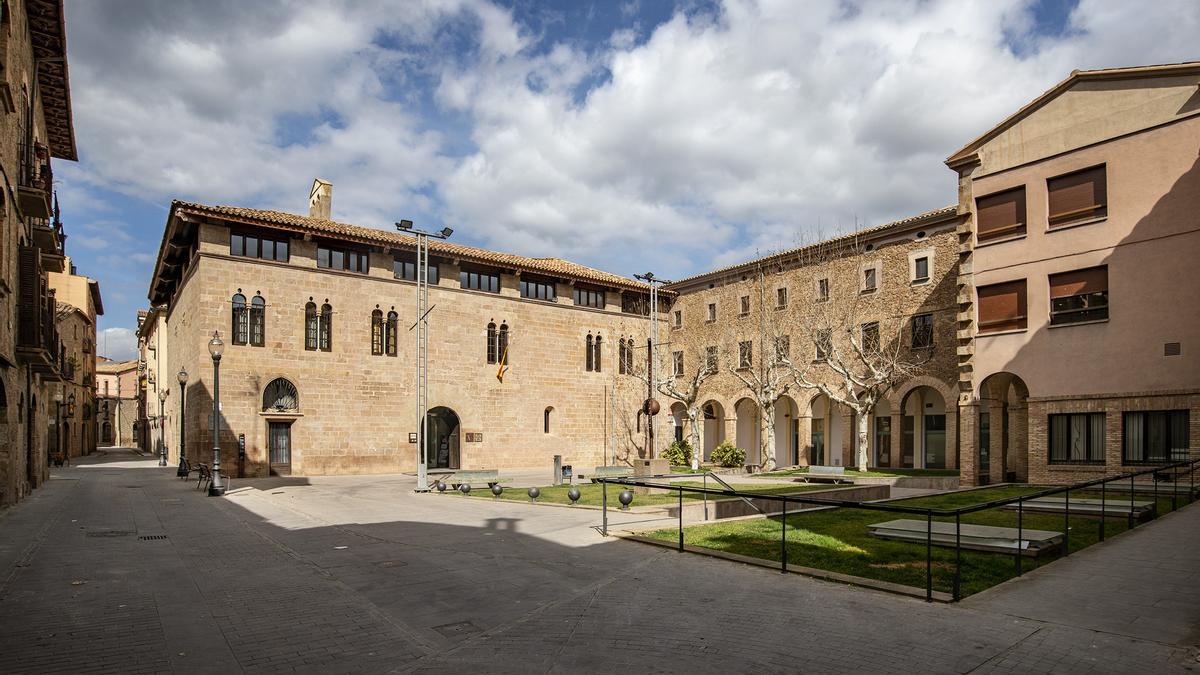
[58, 0, 1199, 361]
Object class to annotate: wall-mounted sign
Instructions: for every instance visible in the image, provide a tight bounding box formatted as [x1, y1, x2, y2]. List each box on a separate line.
[408, 433, 418, 443]
[465, 432, 483, 443]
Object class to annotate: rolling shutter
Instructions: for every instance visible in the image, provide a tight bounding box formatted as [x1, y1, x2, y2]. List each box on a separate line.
[1049, 266, 1107, 299]
[977, 279, 1027, 333]
[1048, 165, 1106, 226]
[976, 187, 1026, 242]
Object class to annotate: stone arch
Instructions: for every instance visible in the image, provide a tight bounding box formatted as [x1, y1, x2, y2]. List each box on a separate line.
[699, 399, 726, 461]
[669, 401, 687, 445]
[807, 394, 844, 466]
[888, 375, 957, 413]
[975, 371, 1031, 484]
[261, 378, 299, 412]
[899, 385, 950, 469]
[773, 395, 800, 468]
[734, 397, 759, 466]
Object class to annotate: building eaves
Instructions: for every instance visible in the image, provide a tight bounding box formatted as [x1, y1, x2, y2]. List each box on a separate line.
[28, 0, 77, 161]
[666, 205, 959, 289]
[166, 201, 661, 295]
[945, 60, 1200, 168]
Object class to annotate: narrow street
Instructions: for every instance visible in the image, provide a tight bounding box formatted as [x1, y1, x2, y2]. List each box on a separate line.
[0, 448, 1194, 673]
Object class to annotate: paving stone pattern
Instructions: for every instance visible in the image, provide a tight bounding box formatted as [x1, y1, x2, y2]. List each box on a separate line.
[0, 449, 1196, 673]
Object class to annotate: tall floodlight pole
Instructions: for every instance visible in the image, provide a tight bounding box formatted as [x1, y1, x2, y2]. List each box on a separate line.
[396, 220, 454, 492]
[634, 272, 671, 460]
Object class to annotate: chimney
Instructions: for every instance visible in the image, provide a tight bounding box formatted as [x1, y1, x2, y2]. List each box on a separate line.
[308, 179, 332, 220]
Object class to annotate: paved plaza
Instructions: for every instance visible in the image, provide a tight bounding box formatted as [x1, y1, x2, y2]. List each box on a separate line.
[0, 448, 1196, 673]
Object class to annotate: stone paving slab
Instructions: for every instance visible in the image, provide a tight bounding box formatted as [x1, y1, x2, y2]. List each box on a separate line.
[0, 449, 1196, 673]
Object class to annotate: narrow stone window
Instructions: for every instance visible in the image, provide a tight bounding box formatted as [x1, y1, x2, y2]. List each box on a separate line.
[371, 309, 384, 355]
[250, 294, 265, 347]
[319, 303, 333, 352]
[304, 302, 318, 351]
[231, 293, 248, 345]
[487, 322, 497, 364]
[586, 334, 594, 371]
[386, 311, 398, 357]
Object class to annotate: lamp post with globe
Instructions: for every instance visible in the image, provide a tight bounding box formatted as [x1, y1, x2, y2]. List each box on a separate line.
[208, 332, 226, 496]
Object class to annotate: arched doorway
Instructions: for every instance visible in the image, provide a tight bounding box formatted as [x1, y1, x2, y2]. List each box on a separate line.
[426, 407, 460, 469]
[978, 372, 1030, 484]
[773, 396, 799, 468]
[901, 386, 947, 469]
[809, 395, 843, 466]
[701, 401, 725, 461]
[734, 398, 759, 466]
[262, 378, 299, 475]
[669, 402, 686, 445]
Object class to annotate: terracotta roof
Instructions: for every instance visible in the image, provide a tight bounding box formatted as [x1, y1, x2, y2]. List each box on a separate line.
[170, 201, 657, 293]
[946, 60, 1200, 167]
[95, 359, 138, 373]
[55, 301, 84, 322]
[667, 205, 959, 288]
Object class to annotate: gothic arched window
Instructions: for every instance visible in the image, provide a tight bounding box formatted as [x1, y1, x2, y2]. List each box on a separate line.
[231, 293, 248, 345]
[250, 294, 265, 346]
[304, 302, 318, 351]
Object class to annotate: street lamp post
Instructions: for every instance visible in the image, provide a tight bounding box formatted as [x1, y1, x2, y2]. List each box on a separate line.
[395, 219, 453, 492]
[176, 368, 188, 477]
[157, 388, 169, 466]
[208, 331, 226, 496]
[53, 390, 63, 464]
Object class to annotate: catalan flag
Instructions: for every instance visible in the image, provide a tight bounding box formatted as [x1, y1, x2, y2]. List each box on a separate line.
[496, 342, 509, 382]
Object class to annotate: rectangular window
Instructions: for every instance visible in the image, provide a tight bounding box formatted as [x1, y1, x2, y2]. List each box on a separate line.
[815, 329, 831, 361]
[461, 269, 500, 293]
[673, 351, 684, 377]
[574, 287, 605, 308]
[738, 341, 753, 369]
[977, 280, 1027, 333]
[976, 186, 1026, 243]
[739, 295, 750, 315]
[911, 314, 933, 349]
[816, 278, 829, 302]
[1048, 165, 1106, 227]
[776, 287, 788, 309]
[317, 245, 368, 273]
[622, 293, 649, 315]
[1123, 410, 1189, 464]
[875, 417, 891, 466]
[520, 277, 556, 300]
[862, 321, 880, 353]
[1049, 266, 1108, 326]
[231, 232, 288, 262]
[705, 346, 718, 373]
[673, 310, 682, 327]
[707, 303, 716, 322]
[1048, 412, 1106, 464]
[863, 267, 877, 292]
[913, 257, 929, 283]
[394, 255, 440, 284]
[774, 335, 789, 363]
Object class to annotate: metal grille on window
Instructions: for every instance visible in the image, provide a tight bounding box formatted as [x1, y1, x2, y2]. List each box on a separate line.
[386, 311, 398, 357]
[231, 293, 248, 345]
[319, 304, 333, 352]
[304, 302, 318, 351]
[262, 378, 299, 412]
[250, 294, 265, 346]
[371, 310, 383, 355]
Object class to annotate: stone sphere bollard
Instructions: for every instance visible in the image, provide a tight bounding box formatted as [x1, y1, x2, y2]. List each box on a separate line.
[618, 490, 634, 510]
[567, 487, 581, 505]
[491, 484, 503, 499]
[436, 481, 446, 493]
[528, 487, 540, 501]
[460, 484, 471, 495]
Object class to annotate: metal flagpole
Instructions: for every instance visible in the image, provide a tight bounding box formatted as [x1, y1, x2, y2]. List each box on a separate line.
[397, 220, 454, 492]
[635, 273, 672, 460]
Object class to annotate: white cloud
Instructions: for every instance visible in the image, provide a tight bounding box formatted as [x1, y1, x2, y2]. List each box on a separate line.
[98, 327, 139, 361]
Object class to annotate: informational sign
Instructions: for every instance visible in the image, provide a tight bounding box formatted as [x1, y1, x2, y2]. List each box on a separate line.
[408, 432, 418, 443]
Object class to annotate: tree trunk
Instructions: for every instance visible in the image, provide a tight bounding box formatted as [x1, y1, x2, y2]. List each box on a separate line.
[856, 407, 870, 472]
[688, 408, 702, 471]
[761, 402, 777, 472]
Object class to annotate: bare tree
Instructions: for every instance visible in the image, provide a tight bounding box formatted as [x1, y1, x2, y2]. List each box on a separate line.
[625, 329, 715, 471]
[724, 261, 793, 472]
[784, 239, 928, 471]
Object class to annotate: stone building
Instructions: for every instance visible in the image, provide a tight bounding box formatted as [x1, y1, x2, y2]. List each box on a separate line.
[949, 62, 1200, 486]
[142, 61, 1198, 485]
[0, 0, 94, 505]
[146, 184, 655, 477]
[95, 357, 138, 447]
[136, 305, 173, 460]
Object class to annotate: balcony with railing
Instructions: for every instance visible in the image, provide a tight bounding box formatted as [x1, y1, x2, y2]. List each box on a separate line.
[18, 142, 53, 221]
[17, 246, 62, 379]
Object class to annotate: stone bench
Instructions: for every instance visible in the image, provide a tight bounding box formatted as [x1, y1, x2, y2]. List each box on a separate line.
[445, 470, 505, 489]
[588, 466, 634, 483]
[868, 519, 1063, 557]
[797, 466, 853, 484]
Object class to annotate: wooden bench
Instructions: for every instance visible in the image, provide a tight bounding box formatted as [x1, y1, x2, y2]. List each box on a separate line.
[446, 470, 505, 489]
[588, 466, 634, 483]
[797, 466, 853, 484]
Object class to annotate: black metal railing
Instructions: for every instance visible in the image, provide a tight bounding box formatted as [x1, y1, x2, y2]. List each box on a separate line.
[601, 458, 1199, 602]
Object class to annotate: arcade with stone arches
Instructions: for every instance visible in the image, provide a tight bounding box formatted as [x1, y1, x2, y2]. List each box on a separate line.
[959, 371, 1030, 486]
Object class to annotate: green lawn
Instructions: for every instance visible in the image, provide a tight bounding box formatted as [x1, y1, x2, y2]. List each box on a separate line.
[643, 485, 1185, 598]
[455, 481, 829, 507]
[761, 467, 961, 478]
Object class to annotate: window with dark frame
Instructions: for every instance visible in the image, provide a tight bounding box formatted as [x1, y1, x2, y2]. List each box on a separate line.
[816, 278, 829, 302]
[673, 310, 682, 327]
[1123, 410, 1189, 464]
[705, 346, 718, 373]
[249, 294, 265, 347]
[1048, 412, 1105, 464]
[1048, 165, 1107, 228]
[673, 350, 684, 377]
[318, 303, 333, 352]
[707, 303, 716, 322]
[618, 339, 628, 374]
[593, 334, 602, 372]
[544, 407, 552, 434]
[777, 287, 788, 308]
[977, 280, 1027, 333]
[815, 329, 831, 361]
[738, 340, 753, 369]
[394, 255, 439, 284]
[624, 338, 635, 374]
[520, 277, 556, 300]
[586, 334, 595, 372]
[863, 267, 877, 292]
[461, 269, 500, 293]
[976, 186, 1027, 243]
[385, 311, 398, 357]
[574, 287, 605, 309]
[231, 293, 248, 345]
[304, 302, 318, 351]
[739, 295, 750, 315]
[498, 324, 509, 366]
[487, 322, 497, 364]
[774, 335, 789, 363]
[862, 321, 880, 353]
[231, 232, 289, 262]
[317, 245, 368, 273]
[911, 314, 933, 349]
[371, 310, 384, 355]
[913, 257, 929, 283]
[622, 293, 650, 315]
[1050, 266, 1108, 326]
